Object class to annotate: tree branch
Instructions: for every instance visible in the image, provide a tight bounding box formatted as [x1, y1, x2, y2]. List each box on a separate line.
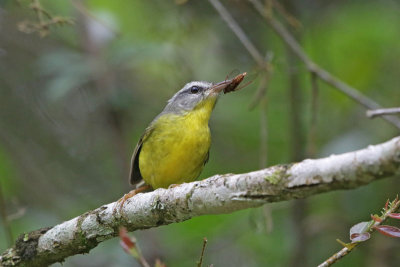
[1, 137, 400, 266]
[367, 107, 400, 118]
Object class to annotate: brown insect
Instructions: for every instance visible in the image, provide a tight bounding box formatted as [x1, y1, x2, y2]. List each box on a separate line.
[223, 72, 252, 94]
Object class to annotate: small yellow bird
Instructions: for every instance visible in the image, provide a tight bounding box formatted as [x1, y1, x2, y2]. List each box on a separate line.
[119, 73, 247, 205]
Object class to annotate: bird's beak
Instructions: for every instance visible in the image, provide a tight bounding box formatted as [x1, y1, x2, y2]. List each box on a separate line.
[209, 80, 231, 94]
[208, 72, 247, 95]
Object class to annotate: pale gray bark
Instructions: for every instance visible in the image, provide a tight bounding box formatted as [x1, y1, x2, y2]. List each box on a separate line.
[1, 136, 400, 266]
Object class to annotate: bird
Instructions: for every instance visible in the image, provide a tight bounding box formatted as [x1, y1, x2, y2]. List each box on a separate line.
[116, 73, 247, 210]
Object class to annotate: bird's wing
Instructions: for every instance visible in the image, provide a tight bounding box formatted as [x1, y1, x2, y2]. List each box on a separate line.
[129, 126, 154, 187]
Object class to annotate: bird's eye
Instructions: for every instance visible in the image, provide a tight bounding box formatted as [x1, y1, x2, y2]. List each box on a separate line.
[190, 86, 201, 94]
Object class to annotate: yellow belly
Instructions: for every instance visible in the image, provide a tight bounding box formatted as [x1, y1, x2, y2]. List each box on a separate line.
[139, 112, 212, 189]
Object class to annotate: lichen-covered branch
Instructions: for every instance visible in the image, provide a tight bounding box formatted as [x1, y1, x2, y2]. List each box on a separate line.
[1, 137, 400, 266]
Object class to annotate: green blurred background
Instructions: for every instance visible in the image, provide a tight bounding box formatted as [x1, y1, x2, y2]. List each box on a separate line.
[1, 0, 400, 266]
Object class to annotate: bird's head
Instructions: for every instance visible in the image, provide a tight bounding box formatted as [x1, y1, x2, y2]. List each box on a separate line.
[163, 74, 246, 114]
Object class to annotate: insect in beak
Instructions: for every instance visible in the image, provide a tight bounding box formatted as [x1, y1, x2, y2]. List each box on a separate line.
[209, 72, 248, 94]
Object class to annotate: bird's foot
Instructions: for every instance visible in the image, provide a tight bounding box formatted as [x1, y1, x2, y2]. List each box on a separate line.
[114, 185, 151, 215]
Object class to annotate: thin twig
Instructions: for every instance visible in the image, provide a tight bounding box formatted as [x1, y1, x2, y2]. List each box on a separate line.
[208, 0, 265, 66]
[18, 0, 74, 37]
[197, 237, 208, 267]
[30, 0, 49, 36]
[248, 0, 400, 130]
[31, 0, 45, 23]
[318, 197, 400, 267]
[367, 107, 400, 118]
[318, 245, 353, 267]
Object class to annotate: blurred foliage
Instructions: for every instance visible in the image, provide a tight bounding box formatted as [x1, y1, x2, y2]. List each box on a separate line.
[0, 0, 400, 266]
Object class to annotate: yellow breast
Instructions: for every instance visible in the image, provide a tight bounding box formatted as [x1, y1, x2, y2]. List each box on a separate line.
[139, 98, 216, 189]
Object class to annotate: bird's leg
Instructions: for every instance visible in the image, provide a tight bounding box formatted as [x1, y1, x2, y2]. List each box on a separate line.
[114, 184, 151, 214]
